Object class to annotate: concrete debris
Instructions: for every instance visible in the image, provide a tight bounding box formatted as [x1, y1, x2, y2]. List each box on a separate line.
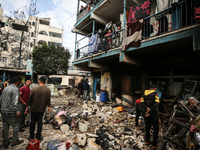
[60, 124, 69, 134]
[0, 95, 151, 150]
[75, 133, 87, 146]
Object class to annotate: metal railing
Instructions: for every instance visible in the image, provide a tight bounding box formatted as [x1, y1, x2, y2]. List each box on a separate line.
[77, 0, 102, 22]
[75, 0, 199, 60]
[143, 0, 197, 39]
[75, 29, 123, 60]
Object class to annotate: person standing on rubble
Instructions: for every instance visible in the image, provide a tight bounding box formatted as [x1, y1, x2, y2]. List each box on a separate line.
[19, 80, 32, 132]
[77, 79, 83, 98]
[25, 76, 51, 141]
[0, 76, 24, 148]
[141, 84, 159, 150]
[82, 79, 89, 100]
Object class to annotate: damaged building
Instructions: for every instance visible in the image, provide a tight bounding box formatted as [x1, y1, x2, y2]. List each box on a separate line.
[71, 0, 200, 149]
[72, 0, 200, 103]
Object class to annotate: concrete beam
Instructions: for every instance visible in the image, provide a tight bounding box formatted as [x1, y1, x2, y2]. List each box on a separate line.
[88, 60, 109, 69]
[73, 65, 92, 71]
[119, 52, 142, 66]
[71, 27, 88, 35]
[91, 13, 109, 25]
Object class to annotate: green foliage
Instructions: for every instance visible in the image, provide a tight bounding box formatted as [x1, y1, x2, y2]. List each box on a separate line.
[32, 42, 71, 76]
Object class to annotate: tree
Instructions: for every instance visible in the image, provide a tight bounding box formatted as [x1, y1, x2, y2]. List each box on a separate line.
[32, 42, 71, 76]
[0, 0, 38, 68]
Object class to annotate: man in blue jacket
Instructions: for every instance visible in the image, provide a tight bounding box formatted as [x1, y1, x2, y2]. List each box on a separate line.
[0, 76, 24, 148]
[82, 79, 89, 100]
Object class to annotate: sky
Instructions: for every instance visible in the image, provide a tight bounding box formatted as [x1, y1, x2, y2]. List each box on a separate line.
[0, 0, 84, 60]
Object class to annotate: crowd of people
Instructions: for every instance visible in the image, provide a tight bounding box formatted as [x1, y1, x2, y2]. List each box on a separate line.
[0, 76, 51, 149]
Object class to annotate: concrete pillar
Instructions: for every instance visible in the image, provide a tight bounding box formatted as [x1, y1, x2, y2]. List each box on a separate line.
[92, 20, 95, 35]
[76, 0, 80, 22]
[123, 0, 126, 36]
[74, 33, 77, 60]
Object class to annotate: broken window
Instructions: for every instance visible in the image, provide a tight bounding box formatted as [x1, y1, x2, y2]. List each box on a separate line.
[49, 32, 62, 38]
[12, 23, 28, 32]
[0, 57, 7, 62]
[38, 30, 48, 36]
[31, 32, 34, 37]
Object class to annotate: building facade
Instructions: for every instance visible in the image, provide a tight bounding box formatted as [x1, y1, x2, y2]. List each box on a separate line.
[0, 5, 63, 82]
[72, 0, 200, 101]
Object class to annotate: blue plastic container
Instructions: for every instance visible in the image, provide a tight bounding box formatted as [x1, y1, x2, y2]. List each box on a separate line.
[101, 91, 108, 102]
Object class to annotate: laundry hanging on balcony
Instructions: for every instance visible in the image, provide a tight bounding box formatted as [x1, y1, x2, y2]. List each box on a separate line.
[88, 33, 99, 53]
[194, 0, 200, 20]
[122, 19, 143, 51]
[127, 0, 151, 24]
[121, 0, 152, 51]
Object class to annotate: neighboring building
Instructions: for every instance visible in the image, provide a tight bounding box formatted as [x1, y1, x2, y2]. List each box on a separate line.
[0, 5, 63, 82]
[72, 0, 200, 100]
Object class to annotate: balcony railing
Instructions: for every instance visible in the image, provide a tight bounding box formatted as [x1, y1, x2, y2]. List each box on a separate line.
[77, 0, 102, 23]
[75, 29, 123, 60]
[75, 0, 199, 60]
[143, 0, 198, 39]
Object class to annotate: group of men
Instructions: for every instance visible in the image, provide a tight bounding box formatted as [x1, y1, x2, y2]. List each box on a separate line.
[0, 76, 51, 149]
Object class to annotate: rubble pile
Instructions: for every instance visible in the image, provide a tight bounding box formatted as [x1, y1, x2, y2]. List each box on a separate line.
[158, 97, 200, 150]
[0, 96, 152, 150]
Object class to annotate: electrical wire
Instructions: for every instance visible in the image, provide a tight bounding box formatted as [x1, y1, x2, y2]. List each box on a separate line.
[57, 13, 76, 26]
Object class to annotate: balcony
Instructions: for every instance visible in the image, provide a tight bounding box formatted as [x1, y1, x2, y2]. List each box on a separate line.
[74, 0, 200, 62]
[77, 0, 102, 23]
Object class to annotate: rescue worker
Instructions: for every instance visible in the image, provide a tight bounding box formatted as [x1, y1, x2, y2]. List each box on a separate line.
[141, 84, 159, 150]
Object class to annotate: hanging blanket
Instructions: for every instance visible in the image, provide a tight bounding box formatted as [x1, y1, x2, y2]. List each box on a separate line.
[128, 0, 151, 24]
[88, 33, 98, 53]
[122, 19, 143, 51]
[194, 0, 200, 20]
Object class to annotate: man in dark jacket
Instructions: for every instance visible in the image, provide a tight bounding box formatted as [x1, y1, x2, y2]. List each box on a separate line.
[77, 79, 83, 98]
[141, 84, 159, 150]
[0, 76, 24, 148]
[25, 76, 51, 141]
[82, 79, 89, 100]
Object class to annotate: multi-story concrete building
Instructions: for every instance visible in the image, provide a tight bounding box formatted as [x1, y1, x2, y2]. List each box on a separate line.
[0, 5, 63, 82]
[72, 0, 200, 101]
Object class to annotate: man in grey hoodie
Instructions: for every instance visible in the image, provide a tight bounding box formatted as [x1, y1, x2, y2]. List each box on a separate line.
[0, 76, 24, 149]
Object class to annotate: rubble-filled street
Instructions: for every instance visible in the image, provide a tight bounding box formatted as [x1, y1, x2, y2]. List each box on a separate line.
[0, 83, 200, 150]
[0, 95, 153, 150]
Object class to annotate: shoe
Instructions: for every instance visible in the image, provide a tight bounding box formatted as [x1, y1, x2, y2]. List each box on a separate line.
[145, 142, 150, 145]
[37, 136, 43, 142]
[22, 124, 29, 128]
[19, 129, 25, 132]
[11, 139, 24, 146]
[152, 145, 157, 149]
[27, 137, 34, 141]
[4, 141, 11, 149]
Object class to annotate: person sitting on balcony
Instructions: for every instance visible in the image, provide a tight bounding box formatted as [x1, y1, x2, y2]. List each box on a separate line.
[104, 29, 112, 50]
[79, 5, 84, 13]
[87, 1, 91, 13]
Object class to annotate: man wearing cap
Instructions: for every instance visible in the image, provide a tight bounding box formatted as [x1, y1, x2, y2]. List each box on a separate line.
[141, 84, 159, 150]
[25, 76, 51, 141]
[0, 76, 24, 148]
